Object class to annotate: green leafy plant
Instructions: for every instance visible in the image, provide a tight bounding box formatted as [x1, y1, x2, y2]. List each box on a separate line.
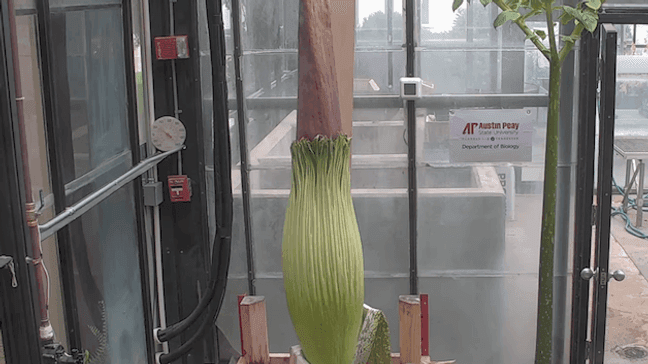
[450, 0, 604, 362]
[84, 300, 108, 364]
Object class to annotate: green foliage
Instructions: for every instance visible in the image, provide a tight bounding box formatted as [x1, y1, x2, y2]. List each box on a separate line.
[85, 301, 108, 364]
[494, 10, 520, 27]
[561, 5, 598, 32]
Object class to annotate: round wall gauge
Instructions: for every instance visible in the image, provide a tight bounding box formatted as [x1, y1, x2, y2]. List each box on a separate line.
[151, 116, 186, 151]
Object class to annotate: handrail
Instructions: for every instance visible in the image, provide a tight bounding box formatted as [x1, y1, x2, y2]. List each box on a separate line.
[38, 145, 184, 241]
[226, 93, 549, 110]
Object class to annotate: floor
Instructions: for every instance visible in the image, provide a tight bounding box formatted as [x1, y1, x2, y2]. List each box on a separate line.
[605, 197, 648, 363]
[0, 198, 645, 364]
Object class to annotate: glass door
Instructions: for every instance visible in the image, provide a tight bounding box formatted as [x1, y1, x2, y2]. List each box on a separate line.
[37, 0, 153, 362]
[588, 19, 648, 364]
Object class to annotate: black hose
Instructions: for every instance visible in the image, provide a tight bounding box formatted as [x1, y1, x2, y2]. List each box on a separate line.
[158, 235, 231, 364]
[155, 0, 233, 349]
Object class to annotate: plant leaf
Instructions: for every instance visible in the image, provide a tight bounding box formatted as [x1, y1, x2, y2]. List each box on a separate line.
[480, 0, 493, 6]
[494, 10, 521, 28]
[535, 29, 547, 39]
[530, 0, 544, 10]
[506, 0, 522, 11]
[562, 5, 598, 32]
[452, 0, 464, 11]
[585, 0, 602, 10]
[561, 35, 577, 44]
[558, 9, 575, 25]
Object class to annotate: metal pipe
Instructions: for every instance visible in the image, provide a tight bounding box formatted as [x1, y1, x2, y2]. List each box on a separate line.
[226, 93, 550, 110]
[138, 0, 169, 354]
[405, 0, 417, 295]
[231, 0, 256, 295]
[7, 0, 54, 342]
[39, 146, 183, 241]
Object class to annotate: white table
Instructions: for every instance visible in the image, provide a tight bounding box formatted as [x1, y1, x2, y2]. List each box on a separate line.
[614, 138, 648, 227]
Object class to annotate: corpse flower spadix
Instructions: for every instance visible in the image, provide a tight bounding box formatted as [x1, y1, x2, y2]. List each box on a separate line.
[282, 135, 365, 364]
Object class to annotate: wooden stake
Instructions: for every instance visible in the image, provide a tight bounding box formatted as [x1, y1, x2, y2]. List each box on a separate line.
[399, 295, 421, 364]
[240, 296, 270, 364]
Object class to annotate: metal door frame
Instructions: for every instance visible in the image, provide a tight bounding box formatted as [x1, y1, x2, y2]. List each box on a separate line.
[0, 0, 44, 361]
[571, 6, 648, 363]
[35, 0, 154, 359]
[589, 23, 618, 364]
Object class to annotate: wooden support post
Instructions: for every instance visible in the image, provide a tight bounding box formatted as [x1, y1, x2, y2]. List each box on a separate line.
[399, 295, 421, 364]
[240, 296, 270, 364]
[421, 293, 429, 356]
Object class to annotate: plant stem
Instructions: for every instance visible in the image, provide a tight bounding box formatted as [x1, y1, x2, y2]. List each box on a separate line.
[534, 6, 561, 362]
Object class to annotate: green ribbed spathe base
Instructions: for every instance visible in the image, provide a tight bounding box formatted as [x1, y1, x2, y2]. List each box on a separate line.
[282, 135, 365, 364]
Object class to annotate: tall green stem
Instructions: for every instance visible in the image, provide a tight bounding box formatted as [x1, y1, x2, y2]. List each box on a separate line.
[534, 26, 562, 363]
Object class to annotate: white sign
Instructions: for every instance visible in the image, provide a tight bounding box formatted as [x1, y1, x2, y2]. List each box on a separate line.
[449, 109, 535, 163]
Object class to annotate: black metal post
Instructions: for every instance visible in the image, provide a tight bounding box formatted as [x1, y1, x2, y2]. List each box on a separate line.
[405, 0, 417, 295]
[590, 24, 617, 364]
[122, 0, 156, 361]
[600, 6, 648, 25]
[230, 0, 256, 296]
[149, 0, 214, 361]
[569, 28, 599, 364]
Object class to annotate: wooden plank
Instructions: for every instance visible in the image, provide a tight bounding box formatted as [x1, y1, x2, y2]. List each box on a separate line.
[269, 353, 291, 364]
[390, 354, 456, 364]
[421, 293, 429, 356]
[240, 296, 270, 364]
[399, 295, 421, 364]
[297, 0, 342, 140]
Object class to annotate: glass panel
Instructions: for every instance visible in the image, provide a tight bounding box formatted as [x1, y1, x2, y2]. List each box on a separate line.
[63, 9, 130, 185]
[47, 5, 149, 362]
[49, 0, 121, 9]
[420, 3, 550, 94]
[65, 172, 148, 364]
[417, 2, 573, 363]
[356, 0, 403, 48]
[606, 23, 648, 362]
[15, 0, 35, 11]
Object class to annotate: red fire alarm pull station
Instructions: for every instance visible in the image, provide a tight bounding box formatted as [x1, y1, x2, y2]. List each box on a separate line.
[155, 35, 189, 60]
[168, 175, 191, 202]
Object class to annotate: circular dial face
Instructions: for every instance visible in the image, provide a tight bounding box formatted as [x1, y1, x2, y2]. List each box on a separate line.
[151, 116, 186, 151]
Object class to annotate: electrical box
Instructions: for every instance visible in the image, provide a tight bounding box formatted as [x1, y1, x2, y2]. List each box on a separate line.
[400, 77, 422, 100]
[168, 175, 191, 202]
[154, 35, 189, 60]
[143, 181, 163, 206]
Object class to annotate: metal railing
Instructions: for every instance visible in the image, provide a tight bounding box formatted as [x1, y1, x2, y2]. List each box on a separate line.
[38, 145, 183, 241]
